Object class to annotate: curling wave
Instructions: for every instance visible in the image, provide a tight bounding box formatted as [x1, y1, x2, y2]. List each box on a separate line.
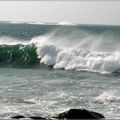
[0, 35, 120, 73]
[0, 44, 40, 67]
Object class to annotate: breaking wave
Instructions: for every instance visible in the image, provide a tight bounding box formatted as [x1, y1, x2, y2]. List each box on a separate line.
[30, 30, 120, 74]
[1, 25, 120, 74]
[0, 44, 40, 67]
[57, 21, 76, 26]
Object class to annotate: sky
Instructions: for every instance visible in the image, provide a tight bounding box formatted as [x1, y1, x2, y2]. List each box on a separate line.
[0, 1, 120, 25]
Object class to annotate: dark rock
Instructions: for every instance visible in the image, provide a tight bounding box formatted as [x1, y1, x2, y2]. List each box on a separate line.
[11, 115, 25, 119]
[30, 116, 50, 120]
[53, 108, 105, 119]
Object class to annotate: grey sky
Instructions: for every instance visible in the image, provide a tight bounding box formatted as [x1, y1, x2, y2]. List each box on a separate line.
[0, 1, 120, 25]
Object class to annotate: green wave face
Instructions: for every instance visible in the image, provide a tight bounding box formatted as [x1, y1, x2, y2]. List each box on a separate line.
[0, 44, 40, 68]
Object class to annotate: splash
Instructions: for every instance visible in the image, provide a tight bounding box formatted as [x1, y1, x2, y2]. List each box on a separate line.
[0, 36, 28, 45]
[30, 29, 120, 74]
[94, 90, 120, 103]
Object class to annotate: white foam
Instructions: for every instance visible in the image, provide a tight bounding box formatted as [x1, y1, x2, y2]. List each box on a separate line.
[9, 21, 56, 25]
[9, 21, 24, 24]
[57, 21, 76, 26]
[31, 35, 120, 73]
[94, 90, 120, 103]
[0, 37, 29, 45]
[1, 29, 120, 74]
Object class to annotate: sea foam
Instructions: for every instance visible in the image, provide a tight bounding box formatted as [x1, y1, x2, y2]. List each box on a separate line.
[31, 34, 120, 74]
[94, 90, 120, 103]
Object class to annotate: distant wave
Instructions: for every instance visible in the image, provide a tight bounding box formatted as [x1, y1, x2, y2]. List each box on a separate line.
[9, 21, 76, 26]
[0, 37, 28, 45]
[9, 21, 56, 25]
[8, 21, 76, 25]
[57, 21, 76, 26]
[9, 21, 29, 24]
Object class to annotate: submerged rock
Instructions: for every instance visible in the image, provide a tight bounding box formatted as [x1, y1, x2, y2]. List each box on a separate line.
[30, 116, 49, 120]
[11, 115, 51, 120]
[11, 115, 25, 119]
[53, 108, 105, 119]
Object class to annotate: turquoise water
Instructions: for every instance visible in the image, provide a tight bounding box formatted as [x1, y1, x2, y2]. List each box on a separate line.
[0, 22, 120, 119]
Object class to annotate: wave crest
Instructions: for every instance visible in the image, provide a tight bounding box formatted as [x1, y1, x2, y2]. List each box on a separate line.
[1, 30, 120, 74]
[57, 21, 76, 26]
[35, 40, 120, 73]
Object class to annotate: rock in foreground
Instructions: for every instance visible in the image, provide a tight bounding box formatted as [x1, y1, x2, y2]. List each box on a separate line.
[30, 116, 50, 120]
[53, 108, 105, 119]
[11, 115, 25, 119]
[11, 115, 50, 120]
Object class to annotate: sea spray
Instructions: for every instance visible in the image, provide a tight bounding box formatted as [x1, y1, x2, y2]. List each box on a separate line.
[94, 90, 120, 103]
[0, 36, 28, 45]
[31, 33, 120, 73]
[0, 24, 120, 73]
[37, 45, 120, 73]
[0, 23, 120, 119]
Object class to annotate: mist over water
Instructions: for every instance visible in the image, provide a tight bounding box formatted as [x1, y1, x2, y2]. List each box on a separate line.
[28, 26, 120, 74]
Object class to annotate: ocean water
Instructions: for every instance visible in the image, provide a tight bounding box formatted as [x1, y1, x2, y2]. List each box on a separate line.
[0, 22, 120, 119]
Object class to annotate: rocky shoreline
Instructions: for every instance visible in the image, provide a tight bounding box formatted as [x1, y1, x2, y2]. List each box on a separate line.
[11, 108, 105, 120]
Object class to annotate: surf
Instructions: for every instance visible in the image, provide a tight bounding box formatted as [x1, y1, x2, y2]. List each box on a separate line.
[30, 26, 120, 74]
[0, 23, 120, 74]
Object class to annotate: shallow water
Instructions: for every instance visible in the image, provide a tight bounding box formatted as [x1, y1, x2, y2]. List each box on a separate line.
[0, 67, 119, 119]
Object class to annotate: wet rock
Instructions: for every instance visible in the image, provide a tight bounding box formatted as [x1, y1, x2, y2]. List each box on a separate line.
[30, 116, 51, 120]
[11, 115, 25, 119]
[53, 108, 105, 119]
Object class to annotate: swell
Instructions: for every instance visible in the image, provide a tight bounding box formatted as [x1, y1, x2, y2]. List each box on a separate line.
[0, 44, 41, 68]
